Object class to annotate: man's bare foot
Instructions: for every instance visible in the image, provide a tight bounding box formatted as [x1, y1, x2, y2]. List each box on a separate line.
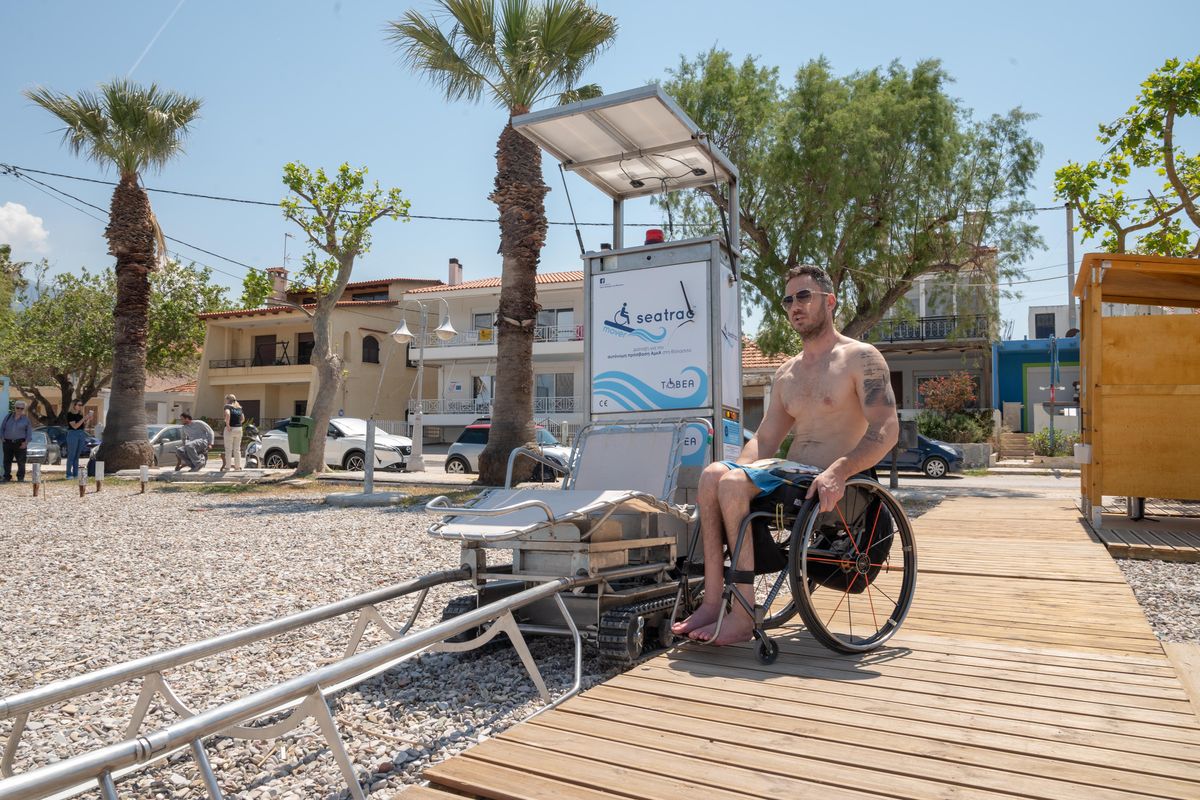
[671, 604, 721, 636]
[689, 612, 755, 645]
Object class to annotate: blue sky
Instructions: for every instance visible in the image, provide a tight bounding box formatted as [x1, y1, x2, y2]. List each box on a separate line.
[1, 1, 1196, 339]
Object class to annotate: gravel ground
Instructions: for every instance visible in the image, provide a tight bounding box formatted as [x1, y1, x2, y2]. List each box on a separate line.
[1116, 559, 1200, 643]
[0, 480, 624, 799]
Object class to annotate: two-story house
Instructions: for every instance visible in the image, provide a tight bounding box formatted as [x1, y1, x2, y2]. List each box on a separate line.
[193, 269, 442, 427]
[404, 267, 586, 442]
[868, 256, 998, 414]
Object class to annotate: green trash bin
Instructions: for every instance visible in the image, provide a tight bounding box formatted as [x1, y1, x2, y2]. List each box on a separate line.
[287, 415, 315, 455]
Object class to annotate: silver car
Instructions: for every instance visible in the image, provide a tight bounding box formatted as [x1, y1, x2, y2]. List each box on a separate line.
[25, 430, 61, 466]
[149, 422, 215, 467]
[444, 424, 571, 477]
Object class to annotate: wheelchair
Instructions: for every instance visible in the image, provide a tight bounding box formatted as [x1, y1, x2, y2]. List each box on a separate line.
[679, 465, 918, 664]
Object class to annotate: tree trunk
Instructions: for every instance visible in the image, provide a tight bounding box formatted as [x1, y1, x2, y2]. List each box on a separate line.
[96, 176, 155, 470]
[479, 120, 548, 486]
[295, 276, 345, 475]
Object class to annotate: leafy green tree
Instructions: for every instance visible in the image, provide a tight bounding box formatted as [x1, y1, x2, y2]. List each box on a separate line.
[280, 162, 410, 475]
[1055, 55, 1200, 255]
[660, 51, 1043, 354]
[0, 261, 228, 423]
[24, 79, 202, 469]
[239, 268, 273, 309]
[0, 245, 30, 315]
[389, 0, 617, 486]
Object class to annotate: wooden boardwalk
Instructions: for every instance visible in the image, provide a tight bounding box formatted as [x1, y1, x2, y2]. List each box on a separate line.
[413, 496, 1200, 799]
[1091, 499, 1200, 562]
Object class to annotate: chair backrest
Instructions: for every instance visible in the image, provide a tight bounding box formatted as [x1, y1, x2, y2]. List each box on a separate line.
[564, 420, 688, 499]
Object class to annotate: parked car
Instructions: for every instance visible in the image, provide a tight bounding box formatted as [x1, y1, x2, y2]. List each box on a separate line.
[258, 417, 412, 471]
[875, 434, 963, 478]
[35, 425, 100, 459]
[445, 424, 572, 478]
[25, 429, 61, 466]
[148, 421, 216, 467]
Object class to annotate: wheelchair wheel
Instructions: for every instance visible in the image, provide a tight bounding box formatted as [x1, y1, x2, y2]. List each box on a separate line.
[790, 477, 917, 653]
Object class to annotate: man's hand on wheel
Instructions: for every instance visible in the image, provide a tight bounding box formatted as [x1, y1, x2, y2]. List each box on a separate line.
[805, 468, 845, 513]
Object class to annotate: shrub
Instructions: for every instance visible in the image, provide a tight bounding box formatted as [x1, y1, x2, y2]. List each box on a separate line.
[917, 410, 989, 443]
[919, 372, 977, 415]
[1030, 429, 1079, 457]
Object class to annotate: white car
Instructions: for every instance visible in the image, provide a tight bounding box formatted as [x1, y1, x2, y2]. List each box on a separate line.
[259, 417, 412, 471]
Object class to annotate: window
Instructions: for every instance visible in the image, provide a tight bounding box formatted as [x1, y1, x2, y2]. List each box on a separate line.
[297, 332, 314, 365]
[294, 400, 307, 416]
[362, 335, 380, 364]
[536, 307, 574, 341]
[473, 313, 494, 342]
[456, 427, 488, 445]
[1034, 313, 1056, 339]
[535, 373, 575, 412]
[350, 290, 389, 302]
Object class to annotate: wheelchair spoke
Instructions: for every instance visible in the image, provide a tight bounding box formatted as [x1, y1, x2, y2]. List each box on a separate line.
[832, 504, 863, 557]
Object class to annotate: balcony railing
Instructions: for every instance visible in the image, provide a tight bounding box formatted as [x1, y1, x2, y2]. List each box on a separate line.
[418, 324, 584, 348]
[411, 396, 582, 416]
[870, 314, 991, 343]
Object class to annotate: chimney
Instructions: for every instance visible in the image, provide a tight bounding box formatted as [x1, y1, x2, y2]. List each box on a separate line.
[448, 258, 463, 286]
[264, 266, 289, 305]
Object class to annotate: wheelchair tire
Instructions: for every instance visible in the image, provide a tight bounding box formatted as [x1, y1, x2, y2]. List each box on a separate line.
[756, 636, 779, 665]
[790, 477, 917, 653]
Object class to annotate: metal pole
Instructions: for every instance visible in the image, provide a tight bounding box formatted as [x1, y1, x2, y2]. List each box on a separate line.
[1066, 203, 1077, 331]
[363, 420, 375, 494]
[408, 304, 427, 472]
[612, 198, 623, 250]
[1049, 336, 1057, 450]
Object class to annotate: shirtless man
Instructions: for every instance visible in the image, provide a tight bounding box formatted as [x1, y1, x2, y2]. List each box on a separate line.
[672, 264, 899, 645]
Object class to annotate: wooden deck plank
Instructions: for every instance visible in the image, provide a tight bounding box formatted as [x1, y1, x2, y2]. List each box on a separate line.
[541, 695, 1200, 799]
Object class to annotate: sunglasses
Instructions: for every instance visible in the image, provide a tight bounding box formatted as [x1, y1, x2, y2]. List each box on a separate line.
[781, 289, 830, 307]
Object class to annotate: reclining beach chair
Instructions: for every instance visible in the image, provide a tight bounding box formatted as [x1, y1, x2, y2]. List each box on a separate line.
[426, 420, 697, 661]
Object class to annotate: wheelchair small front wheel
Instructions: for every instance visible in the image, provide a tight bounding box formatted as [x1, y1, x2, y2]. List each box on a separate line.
[790, 478, 917, 654]
[755, 636, 779, 665]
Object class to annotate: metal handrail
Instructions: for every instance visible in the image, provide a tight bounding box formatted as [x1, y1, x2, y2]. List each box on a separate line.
[0, 563, 667, 800]
[503, 445, 570, 488]
[0, 568, 468, 722]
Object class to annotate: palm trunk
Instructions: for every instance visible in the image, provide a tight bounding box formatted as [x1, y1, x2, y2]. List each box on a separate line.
[96, 176, 155, 470]
[479, 119, 549, 485]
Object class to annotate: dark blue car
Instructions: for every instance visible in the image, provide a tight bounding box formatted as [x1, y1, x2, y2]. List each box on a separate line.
[35, 425, 100, 459]
[876, 434, 963, 478]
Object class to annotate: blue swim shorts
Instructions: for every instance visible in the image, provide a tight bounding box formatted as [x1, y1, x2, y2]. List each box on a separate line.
[719, 459, 820, 497]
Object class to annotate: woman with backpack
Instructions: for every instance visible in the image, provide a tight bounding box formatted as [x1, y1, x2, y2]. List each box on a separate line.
[223, 394, 245, 471]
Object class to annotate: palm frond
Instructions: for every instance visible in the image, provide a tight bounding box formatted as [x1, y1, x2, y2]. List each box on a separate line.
[386, 9, 491, 105]
[24, 79, 201, 179]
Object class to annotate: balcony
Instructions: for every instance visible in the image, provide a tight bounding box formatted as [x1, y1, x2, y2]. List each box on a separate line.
[412, 396, 585, 424]
[417, 324, 584, 348]
[870, 314, 991, 343]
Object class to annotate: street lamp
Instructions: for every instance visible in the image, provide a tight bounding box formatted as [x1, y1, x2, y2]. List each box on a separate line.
[390, 298, 455, 471]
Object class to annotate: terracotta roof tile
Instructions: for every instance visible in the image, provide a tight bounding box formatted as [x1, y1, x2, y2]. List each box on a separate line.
[198, 300, 398, 321]
[342, 276, 441, 290]
[408, 271, 584, 294]
[742, 338, 792, 371]
[164, 380, 197, 394]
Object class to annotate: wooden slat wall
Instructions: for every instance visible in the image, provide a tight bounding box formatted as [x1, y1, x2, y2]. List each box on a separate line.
[415, 496, 1200, 800]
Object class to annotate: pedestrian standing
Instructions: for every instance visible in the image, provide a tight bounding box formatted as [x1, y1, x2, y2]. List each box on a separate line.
[1, 401, 35, 482]
[64, 400, 93, 479]
[223, 394, 244, 471]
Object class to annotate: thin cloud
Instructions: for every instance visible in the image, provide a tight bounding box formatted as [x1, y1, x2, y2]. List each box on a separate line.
[0, 202, 50, 254]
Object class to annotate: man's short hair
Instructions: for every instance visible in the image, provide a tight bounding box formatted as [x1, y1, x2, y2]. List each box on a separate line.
[785, 264, 835, 296]
[180, 413, 193, 420]
[14, 401, 26, 409]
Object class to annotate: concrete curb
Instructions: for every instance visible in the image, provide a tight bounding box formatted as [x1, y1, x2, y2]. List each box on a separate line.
[324, 491, 410, 507]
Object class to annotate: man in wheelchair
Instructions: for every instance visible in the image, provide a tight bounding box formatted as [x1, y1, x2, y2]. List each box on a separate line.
[672, 264, 900, 646]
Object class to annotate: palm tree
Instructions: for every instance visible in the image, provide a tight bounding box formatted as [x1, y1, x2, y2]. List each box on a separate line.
[389, 0, 617, 485]
[25, 79, 202, 470]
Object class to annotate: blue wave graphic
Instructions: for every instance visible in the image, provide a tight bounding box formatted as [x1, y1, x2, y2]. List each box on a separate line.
[593, 366, 708, 410]
[602, 320, 667, 342]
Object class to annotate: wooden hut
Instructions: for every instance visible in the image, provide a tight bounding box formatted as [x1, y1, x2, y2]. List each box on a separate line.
[1073, 253, 1200, 528]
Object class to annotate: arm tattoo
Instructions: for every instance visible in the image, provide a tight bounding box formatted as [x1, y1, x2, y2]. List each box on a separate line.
[863, 369, 896, 407]
[863, 426, 887, 444]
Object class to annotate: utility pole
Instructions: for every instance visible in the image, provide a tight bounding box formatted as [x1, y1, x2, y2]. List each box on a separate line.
[1065, 203, 1077, 331]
